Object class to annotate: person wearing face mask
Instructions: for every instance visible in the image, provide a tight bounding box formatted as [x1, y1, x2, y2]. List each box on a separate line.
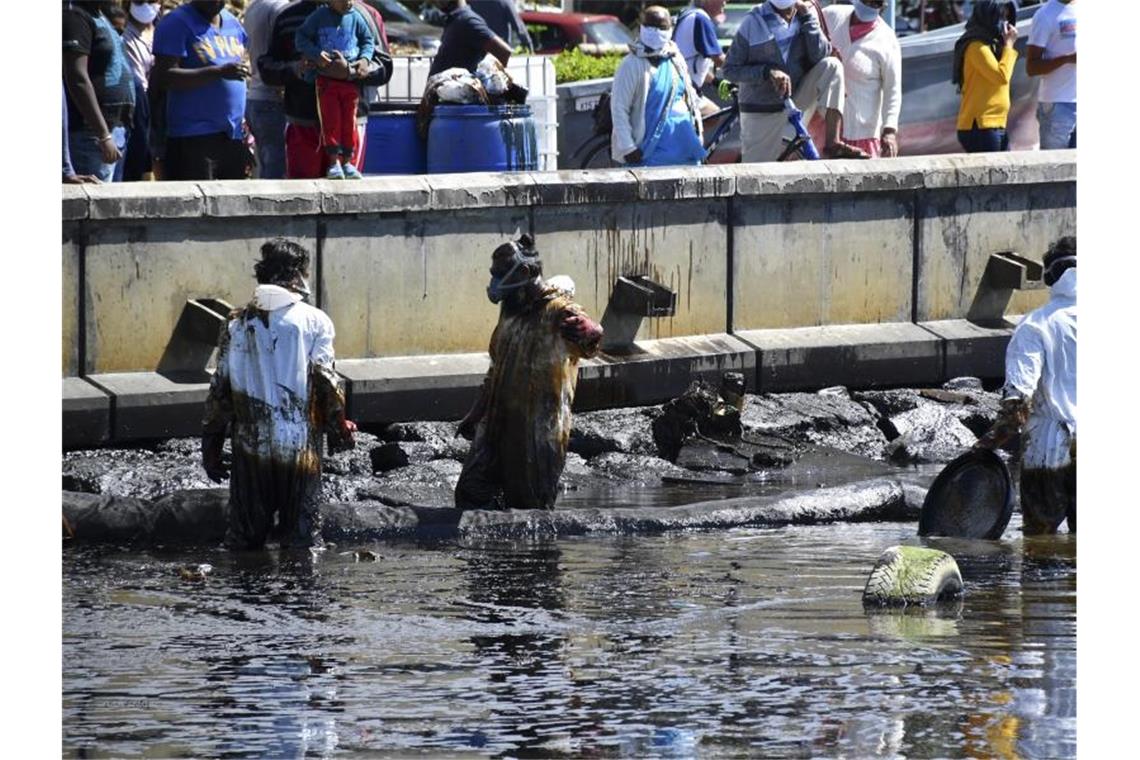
[202, 238, 357, 550]
[722, 0, 869, 161]
[610, 6, 705, 166]
[151, 0, 250, 180]
[120, 1, 161, 180]
[455, 234, 603, 511]
[976, 236, 1076, 535]
[821, 0, 901, 158]
[952, 0, 1020, 153]
[62, 1, 137, 182]
[428, 0, 513, 76]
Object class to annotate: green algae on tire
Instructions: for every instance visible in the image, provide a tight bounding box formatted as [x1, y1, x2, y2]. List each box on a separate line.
[862, 545, 964, 607]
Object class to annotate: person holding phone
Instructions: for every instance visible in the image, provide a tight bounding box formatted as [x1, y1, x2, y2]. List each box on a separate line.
[951, 0, 1020, 153]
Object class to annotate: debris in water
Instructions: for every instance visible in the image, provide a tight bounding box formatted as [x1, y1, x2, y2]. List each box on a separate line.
[178, 564, 213, 582]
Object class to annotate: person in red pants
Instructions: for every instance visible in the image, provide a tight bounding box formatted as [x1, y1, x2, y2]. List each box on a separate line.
[294, 0, 374, 179]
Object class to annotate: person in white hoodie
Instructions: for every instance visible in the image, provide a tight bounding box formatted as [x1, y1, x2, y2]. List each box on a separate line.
[977, 236, 1076, 535]
[822, 0, 901, 158]
[202, 239, 357, 550]
[610, 5, 704, 166]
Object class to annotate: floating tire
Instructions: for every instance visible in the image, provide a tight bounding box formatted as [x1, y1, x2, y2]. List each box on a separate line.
[862, 545, 963, 607]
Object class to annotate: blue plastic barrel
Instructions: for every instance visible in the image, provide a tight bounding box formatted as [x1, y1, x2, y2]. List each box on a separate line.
[427, 104, 538, 174]
[362, 109, 425, 175]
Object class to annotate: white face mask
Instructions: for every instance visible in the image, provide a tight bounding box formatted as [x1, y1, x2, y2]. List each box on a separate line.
[130, 2, 160, 25]
[851, 0, 881, 23]
[769, 0, 797, 10]
[639, 25, 672, 51]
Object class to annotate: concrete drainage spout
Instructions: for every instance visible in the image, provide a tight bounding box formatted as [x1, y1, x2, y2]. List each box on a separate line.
[599, 275, 677, 354]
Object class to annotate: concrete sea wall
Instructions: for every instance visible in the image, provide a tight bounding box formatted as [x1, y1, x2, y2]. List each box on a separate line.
[61, 152, 1076, 447]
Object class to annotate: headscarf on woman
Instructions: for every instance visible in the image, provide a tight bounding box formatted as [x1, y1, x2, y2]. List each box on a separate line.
[952, 0, 1019, 91]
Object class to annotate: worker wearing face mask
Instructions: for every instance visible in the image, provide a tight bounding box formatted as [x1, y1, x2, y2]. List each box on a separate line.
[455, 235, 603, 511]
[202, 239, 357, 550]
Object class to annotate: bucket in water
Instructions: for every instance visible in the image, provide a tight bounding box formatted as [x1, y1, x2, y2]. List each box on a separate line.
[427, 104, 538, 174]
[363, 106, 425, 175]
[919, 448, 1014, 540]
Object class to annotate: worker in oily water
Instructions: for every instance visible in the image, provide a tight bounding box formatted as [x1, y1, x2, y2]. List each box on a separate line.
[455, 234, 603, 511]
[976, 236, 1076, 535]
[202, 238, 357, 550]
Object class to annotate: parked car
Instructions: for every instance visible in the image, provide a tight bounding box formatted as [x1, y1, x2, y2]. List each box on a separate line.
[364, 0, 441, 54]
[522, 11, 633, 55]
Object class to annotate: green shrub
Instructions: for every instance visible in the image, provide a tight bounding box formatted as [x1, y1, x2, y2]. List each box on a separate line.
[553, 48, 625, 84]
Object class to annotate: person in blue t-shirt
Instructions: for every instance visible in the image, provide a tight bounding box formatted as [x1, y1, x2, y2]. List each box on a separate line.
[295, 0, 375, 179]
[152, 0, 250, 180]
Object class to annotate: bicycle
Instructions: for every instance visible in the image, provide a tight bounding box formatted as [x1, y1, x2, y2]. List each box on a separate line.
[572, 83, 820, 169]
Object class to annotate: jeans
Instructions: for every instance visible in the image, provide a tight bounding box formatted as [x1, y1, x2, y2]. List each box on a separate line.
[68, 125, 129, 182]
[1037, 101, 1077, 150]
[245, 97, 287, 179]
[957, 127, 1008, 153]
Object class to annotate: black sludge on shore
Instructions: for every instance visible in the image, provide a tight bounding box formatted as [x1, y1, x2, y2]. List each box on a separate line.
[61, 381, 1001, 546]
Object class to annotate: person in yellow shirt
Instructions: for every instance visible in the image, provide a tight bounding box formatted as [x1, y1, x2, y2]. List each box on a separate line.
[952, 0, 1020, 153]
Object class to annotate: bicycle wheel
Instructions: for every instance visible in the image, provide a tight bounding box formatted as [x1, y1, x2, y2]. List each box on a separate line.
[579, 139, 619, 170]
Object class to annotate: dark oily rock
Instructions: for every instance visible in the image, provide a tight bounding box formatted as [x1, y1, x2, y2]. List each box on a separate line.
[321, 501, 421, 541]
[741, 392, 888, 460]
[357, 481, 455, 508]
[319, 474, 373, 506]
[381, 459, 464, 487]
[151, 488, 228, 545]
[885, 405, 977, 464]
[585, 452, 689, 483]
[457, 477, 911, 539]
[369, 441, 443, 473]
[943, 376, 984, 391]
[63, 492, 156, 544]
[379, 420, 461, 448]
[852, 389, 924, 420]
[920, 387, 1002, 438]
[901, 483, 928, 520]
[569, 407, 659, 458]
[62, 446, 218, 499]
[674, 440, 753, 475]
[322, 431, 381, 477]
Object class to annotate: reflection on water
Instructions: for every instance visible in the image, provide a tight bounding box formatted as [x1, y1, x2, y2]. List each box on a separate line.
[63, 514, 1075, 758]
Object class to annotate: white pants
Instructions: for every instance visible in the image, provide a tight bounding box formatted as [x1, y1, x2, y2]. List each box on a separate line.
[740, 57, 845, 163]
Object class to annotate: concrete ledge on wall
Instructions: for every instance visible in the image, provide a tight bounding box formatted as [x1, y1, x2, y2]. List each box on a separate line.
[63, 377, 111, 449]
[737, 323, 943, 392]
[62, 185, 89, 220]
[576, 334, 757, 410]
[339, 354, 492, 425]
[529, 169, 639, 205]
[320, 175, 432, 215]
[86, 181, 206, 220]
[919, 318, 1016, 382]
[87, 372, 209, 441]
[199, 180, 322, 217]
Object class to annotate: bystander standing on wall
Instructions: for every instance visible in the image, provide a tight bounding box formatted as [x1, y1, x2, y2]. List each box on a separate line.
[822, 0, 901, 158]
[952, 0, 1019, 153]
[151, 0, 250, 180]
[63, 1, 136, 183]
[62, 83, 102, 185]
[469, 0, 534, 53]
[259, 0, 393, 180]
[428, 0, 513, 76]
[243, 0, 290, 178]
[122, 1, 160, 180]
[1026, 0, 1075, 149]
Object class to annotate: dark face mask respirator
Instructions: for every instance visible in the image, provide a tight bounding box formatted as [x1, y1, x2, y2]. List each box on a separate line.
[487, 256, 531, 304]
